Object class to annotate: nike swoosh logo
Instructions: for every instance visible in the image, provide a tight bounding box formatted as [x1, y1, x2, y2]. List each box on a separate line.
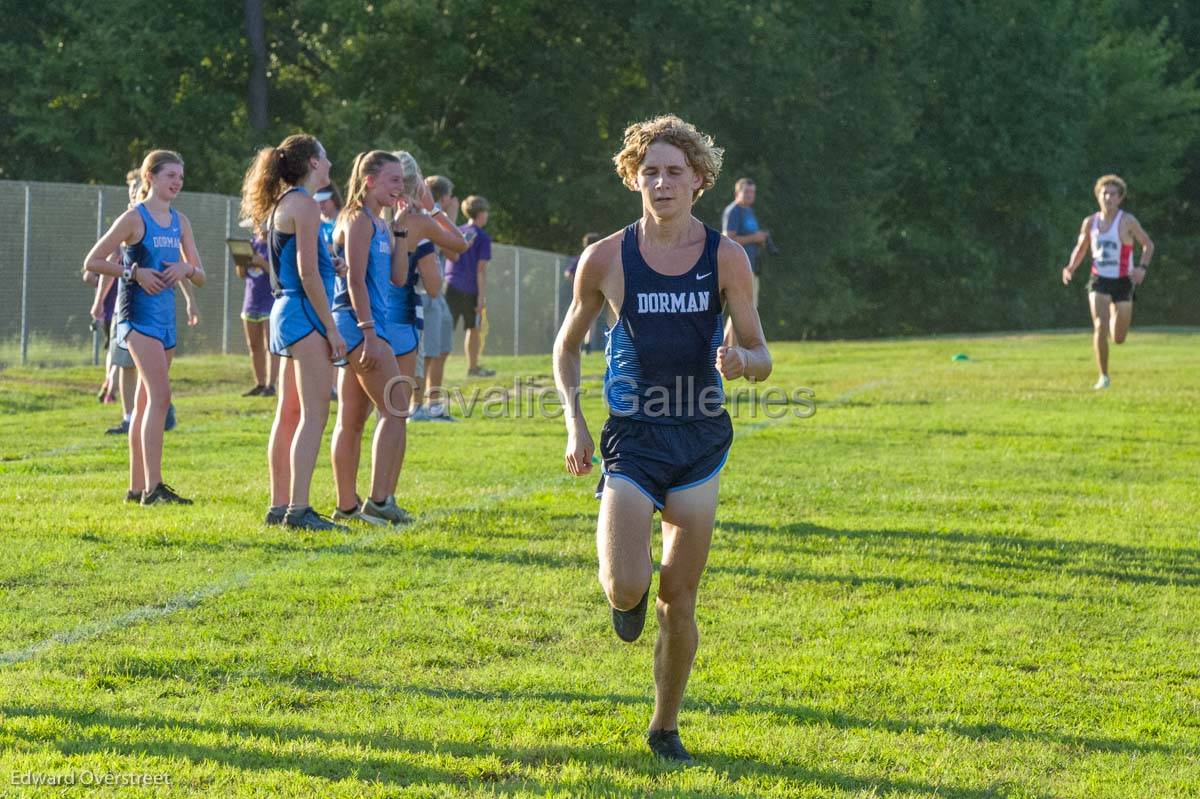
[696, 272, 712, 280]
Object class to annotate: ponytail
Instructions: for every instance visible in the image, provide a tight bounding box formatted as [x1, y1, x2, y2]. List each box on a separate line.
[240, 134, 322, 225]
[338, 150, 400, 228]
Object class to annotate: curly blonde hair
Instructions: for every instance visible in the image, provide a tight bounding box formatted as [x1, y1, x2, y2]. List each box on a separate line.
[613, 115, 724, 200]
[1093, 174, 1127, 198]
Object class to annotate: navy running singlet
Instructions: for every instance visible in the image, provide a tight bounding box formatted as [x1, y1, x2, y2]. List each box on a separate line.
[391, 238, 434, 326]
[604, 222, 724, 423]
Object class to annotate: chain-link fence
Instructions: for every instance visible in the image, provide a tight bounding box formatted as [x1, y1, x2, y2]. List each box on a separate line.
[0, 180, 573, 368]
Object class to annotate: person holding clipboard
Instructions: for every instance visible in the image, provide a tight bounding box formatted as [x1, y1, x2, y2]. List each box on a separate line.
[228, 231, 279, 396]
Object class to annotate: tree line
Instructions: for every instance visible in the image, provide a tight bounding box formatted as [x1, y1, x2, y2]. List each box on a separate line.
[3, 0, 1198, 338]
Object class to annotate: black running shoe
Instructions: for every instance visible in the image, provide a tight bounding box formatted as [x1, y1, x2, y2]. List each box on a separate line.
[106, 419, 130, 435]
[611, 588, 650, 643]
[283, 506, 349, 532]
[243, 385, 265, 397]
[141, 483, 192, 506]
[264, 505, 287, 525]
[647, 729, 694, 764]
[260, 385, 276, 398]
[125, 489, 142, 503]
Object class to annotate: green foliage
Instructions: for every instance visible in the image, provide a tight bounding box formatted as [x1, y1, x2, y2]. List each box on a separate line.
[1, 0, 1198, 336]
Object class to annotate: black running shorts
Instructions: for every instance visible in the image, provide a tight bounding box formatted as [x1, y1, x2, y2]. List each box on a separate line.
[445, 285, 478, 329]
[595, 411, 733, 510]
[1087, 275, 1135, 303]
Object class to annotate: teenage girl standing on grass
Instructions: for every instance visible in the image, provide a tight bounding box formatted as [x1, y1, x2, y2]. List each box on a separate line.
[84, 150, 206, 506]
[241, 134, 348, 531]
[328, 151, 414, 526]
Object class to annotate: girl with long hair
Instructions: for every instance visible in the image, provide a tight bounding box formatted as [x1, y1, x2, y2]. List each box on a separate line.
[241, 134, 348, 531]
[328, 151, 412, 525]
[387, 154, 468, 430]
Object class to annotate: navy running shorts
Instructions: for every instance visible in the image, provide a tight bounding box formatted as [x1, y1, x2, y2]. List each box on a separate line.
[595, 411, 733, 510]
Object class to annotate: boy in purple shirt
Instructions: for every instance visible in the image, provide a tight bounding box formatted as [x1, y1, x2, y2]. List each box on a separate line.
[444, 195, 495, 376]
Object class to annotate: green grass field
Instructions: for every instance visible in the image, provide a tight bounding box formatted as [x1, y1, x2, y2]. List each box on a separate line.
[1, 330, 1198, 798]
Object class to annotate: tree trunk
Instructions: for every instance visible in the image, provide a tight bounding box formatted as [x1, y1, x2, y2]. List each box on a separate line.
[244, 0, 268, 133]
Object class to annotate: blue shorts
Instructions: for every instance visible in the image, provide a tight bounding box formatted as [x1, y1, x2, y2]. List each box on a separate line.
[385, 321, 419, 357]
[115, 320, 176, 352]
[333, 308, 393, 360]
[595, 411, 733, 510]
[270, 294, 329, 357]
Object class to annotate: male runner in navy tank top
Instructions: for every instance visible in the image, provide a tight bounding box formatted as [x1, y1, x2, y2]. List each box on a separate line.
[554, 115, 772, 764]
[1061, 174, 1154, 389]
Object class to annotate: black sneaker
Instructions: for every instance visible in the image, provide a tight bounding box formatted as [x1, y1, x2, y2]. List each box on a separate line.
[611, 588, 650, 643]
[125, 489, 142, 503]
[283, 506, 349, 532]
[106, 419, 130, 435]
[264, 505, 287, 525]
[647, 729, 694, 764]
[164, 403, 177, 432]
[243, 385, 265, 397]
[260, 385, 276, 398]
[141, 482, 192, 506]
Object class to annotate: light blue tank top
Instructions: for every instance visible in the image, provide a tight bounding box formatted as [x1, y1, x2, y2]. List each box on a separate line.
[269, 187, 337, 301]
[116, 203, 181, 331]
[332, 212, 392, 328]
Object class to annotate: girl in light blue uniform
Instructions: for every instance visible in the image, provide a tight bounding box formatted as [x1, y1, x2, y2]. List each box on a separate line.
[115, 204, 182, 351]
[268, 186, 339, 357]
[332, 213, 394, 355]
[329, 150, 415, 527]
[242, 134, 347, 532]
[387, 153, 464, 424]
[84, 149, 206, 506]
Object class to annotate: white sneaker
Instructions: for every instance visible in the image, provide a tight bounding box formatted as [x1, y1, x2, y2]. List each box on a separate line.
[1093, 375, 1111, 390]
[429, 405, 456, 422]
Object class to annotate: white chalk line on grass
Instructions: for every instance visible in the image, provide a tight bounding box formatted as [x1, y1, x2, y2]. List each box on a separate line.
[0, 580, 245, 667]
[0, 483, 543, 669]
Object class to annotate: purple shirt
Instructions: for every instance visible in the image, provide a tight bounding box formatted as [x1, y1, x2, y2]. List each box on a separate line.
[242, 235, 276, 317]
[444, 223, 492, 295]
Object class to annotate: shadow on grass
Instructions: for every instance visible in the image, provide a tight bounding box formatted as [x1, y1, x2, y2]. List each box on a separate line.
[716, 521, 1200, 589]
[2, 703, 1061, 799]
[404, 686, 1192, 761]
[28, 648, 1191, 763]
